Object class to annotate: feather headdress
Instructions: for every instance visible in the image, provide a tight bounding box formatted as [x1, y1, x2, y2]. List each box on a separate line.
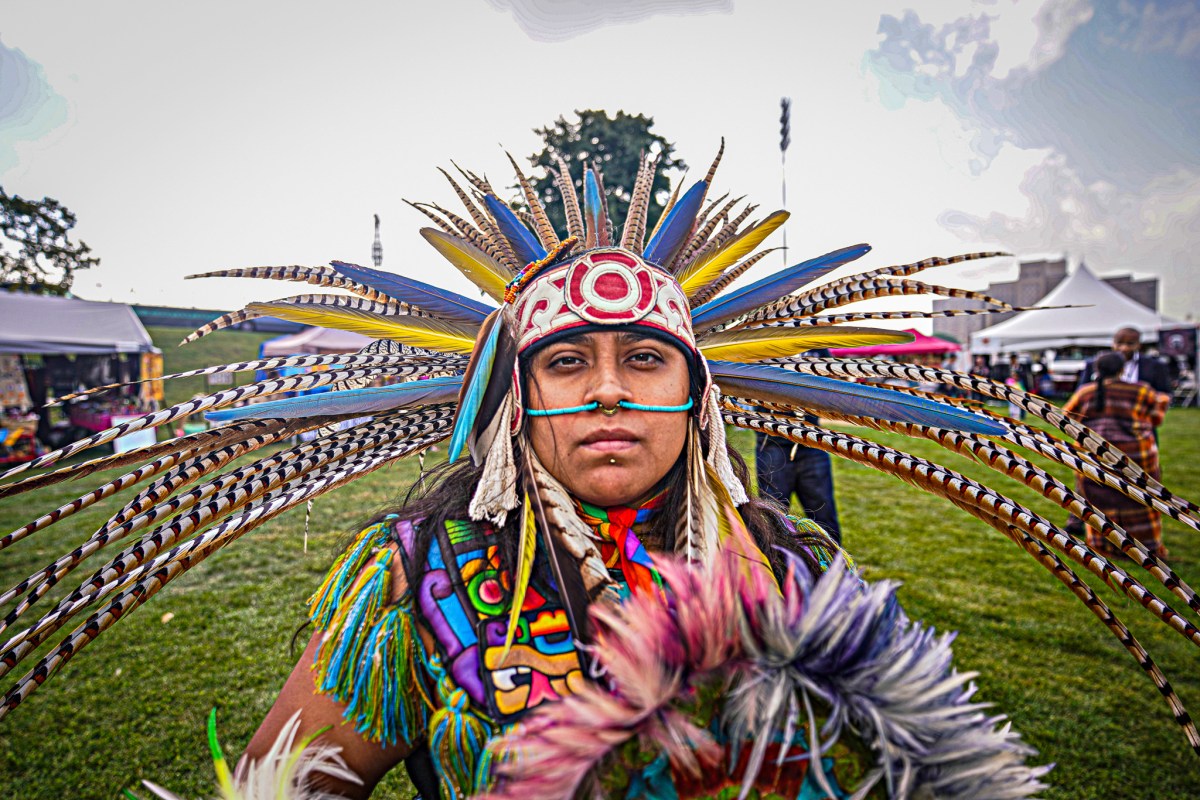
[1, 142, 1198, 771]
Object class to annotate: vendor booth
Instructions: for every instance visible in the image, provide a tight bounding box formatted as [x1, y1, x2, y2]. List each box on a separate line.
[969, 265, 1175, 354]
[830, 328, 960, 361]
[0, 292, 163, 457]
[969, 265, 1180, 393]
[259, 326, 372, 357]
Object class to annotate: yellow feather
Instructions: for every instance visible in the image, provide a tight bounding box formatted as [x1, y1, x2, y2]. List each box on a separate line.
[698, 325, 912, 362]
[247, 302, 478, 354]
[707, 463, 780, 593]
[420, 229, 509, 303]
[501, 492, 537, 664]
[678, 210, 789, 295]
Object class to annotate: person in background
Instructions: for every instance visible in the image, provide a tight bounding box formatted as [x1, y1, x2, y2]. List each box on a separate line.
[1032, 356, 1055, 399]
[1077, 327, 1171, 395]
[1063, 351, 1171, 559]
[1004, 353, 1034, 420]
[755, 422, 842, 545]
[755, 347, 842, 544]
[938, 353, 960, 398]
[969, 354, 991, 403]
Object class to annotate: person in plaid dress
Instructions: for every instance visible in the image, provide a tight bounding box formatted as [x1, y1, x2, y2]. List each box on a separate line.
[1063, 351, 1171, 558]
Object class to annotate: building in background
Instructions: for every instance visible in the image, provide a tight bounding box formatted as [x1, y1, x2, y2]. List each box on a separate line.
[932, 257, 1160, 350]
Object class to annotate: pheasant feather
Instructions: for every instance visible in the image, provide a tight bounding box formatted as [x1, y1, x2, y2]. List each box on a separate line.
[673, 196, 731, 271]
[329, 261, 493, 324]
[506, 152, 558, 250]
[687, 247, 780, 308]
[420, 229, 509, 302]
[581, 167, 608, 249]
[765, 276, 1016, 322]
[185, 265, 390, 303]
[678, 211, 788, 294]
[691, 243, 871, 331]
[439, 168, 520, 275]
[699, 324, 911, 362]
[206, 376, 463, 422]
[483, 194, 547, 266]
[246, 302, 479, 353]
[645, 175, 683, 247]
[620, 153, 657, 251]
[643, 178, 706, 268]
[709, 361, 1006, 436]
[552, 154, 584, 240]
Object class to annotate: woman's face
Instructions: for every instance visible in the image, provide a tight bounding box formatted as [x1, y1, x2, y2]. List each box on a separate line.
[525, 330, 691, 507]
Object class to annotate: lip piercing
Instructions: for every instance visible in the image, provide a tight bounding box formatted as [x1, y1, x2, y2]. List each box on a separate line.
[609, 457, 617, 464]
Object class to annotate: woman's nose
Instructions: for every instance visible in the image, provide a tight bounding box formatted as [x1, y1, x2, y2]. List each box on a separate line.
[586, 361, 633, 409]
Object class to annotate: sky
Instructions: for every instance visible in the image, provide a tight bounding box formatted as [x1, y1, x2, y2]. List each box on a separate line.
[1, 0, 1197, 322]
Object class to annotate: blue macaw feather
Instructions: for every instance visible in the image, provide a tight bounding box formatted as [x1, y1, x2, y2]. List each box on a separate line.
[329, 261, 492, 325]
[643, 179, 707, 268]
[206, 376, 463, 422]
[691, 243, 871, 331]
[446, 312, 501, 462]
[708, 360, 1006, 436]
[582, 168, 608, 247]
[483, 194, 547, 266]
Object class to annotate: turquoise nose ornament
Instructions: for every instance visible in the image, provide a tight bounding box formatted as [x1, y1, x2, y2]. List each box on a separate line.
[525, 397, 694, 417]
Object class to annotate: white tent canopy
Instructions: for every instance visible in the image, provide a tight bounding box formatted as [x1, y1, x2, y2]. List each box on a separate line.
[260, 326, 372, 357]
[970, 265, 1175, 355]
[0, 292, 158, 354]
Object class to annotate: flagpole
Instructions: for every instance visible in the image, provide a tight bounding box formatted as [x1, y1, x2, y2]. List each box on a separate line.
[779, 97, 791, 267]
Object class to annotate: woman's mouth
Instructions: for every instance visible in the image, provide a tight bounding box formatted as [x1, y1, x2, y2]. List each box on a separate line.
[579, 428, 639, 453]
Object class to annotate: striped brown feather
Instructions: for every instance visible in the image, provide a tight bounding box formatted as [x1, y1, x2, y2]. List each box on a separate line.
[688, 248, 781, 308]
[553, 154, 585, 241]
[507, 151, 558, 249]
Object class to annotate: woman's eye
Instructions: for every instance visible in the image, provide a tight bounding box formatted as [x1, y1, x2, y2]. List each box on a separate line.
[628, 351, 664, 365]
[549, 355, 584, 368]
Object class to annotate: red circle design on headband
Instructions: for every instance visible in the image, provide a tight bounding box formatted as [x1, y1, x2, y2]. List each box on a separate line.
[565, 250, 656, 323]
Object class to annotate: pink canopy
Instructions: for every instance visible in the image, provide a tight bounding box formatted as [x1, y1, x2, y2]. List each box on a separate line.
[829, 328, 960, 357]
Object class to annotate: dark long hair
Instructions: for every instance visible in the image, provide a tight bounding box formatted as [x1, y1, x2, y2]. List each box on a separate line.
[1089, 351, 1126, 418]
[371, 434, 833, 592]
[376, 329, 835, 588]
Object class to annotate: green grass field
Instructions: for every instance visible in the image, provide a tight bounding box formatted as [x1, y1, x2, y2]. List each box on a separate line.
[0, 407, 1197, 799]
[143, 325, 278, 408]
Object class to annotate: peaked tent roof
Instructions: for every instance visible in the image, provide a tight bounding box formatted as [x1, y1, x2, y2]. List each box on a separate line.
[830, 328, 960, 357]
[0, 292, 159, 354]
[259, 326, 373, 357]
[970, 264, 1175, 354]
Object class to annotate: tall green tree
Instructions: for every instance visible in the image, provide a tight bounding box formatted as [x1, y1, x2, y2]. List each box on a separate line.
[527, 110, 686, 239]
[0, 189, 98, 295]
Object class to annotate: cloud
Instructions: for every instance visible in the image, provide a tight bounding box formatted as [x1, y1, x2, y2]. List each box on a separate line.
[0, 37, 67, 175]
[1006, 0, 1096, 74]
[865, 1, 1199, 186]
[1104, 0, 1200, 57]
[483, 0, 732, 42]
[940, 153, 1200, 318]
[864, 2, 1095, 174]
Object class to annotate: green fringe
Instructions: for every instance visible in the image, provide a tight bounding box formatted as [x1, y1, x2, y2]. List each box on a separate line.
[308, 516, 396, 627]
[425, 652, 495, 799]
[308, 516, 431, 746]
[788, 513, 855, 573]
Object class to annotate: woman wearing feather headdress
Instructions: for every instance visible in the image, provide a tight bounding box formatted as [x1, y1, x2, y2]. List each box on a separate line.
[2, 142, 1199, 799]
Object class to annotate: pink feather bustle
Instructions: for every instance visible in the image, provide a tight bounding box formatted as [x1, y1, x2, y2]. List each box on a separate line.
[476, 544, 1049, 800]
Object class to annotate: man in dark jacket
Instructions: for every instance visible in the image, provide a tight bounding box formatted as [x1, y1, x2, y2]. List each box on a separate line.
[754, 349, 841, 544]
[1077, 327, 1172, 395]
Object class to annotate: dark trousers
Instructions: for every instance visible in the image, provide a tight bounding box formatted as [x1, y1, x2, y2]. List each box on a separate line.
[755, 436, 841, 544]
